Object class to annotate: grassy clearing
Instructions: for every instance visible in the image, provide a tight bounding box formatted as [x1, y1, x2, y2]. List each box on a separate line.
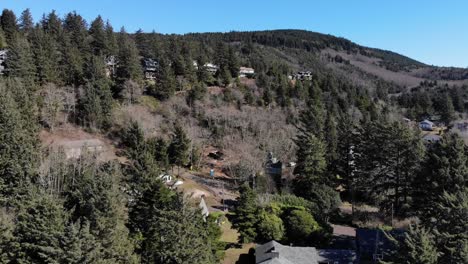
[220, 217, 254, 264]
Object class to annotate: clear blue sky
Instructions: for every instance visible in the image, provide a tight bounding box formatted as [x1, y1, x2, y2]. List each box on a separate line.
[2, 0, 467, 67]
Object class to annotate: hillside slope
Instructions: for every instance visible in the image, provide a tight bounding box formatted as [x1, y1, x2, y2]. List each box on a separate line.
[182, 30, 468, 88]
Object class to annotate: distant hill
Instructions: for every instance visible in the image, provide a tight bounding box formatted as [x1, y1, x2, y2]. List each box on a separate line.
[177, 29, 468, 88]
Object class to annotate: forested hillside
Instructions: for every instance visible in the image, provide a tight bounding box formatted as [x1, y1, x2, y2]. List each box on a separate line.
[0, 8, 467, 264]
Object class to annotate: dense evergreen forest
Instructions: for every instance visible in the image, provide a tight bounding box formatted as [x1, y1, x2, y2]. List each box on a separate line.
[0, 8, 467, 264]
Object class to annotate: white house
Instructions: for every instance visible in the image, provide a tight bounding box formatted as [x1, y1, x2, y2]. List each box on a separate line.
[239, 67, 255, 77]
[158, 173, 173, 183]
[204, 63, 219, 74]
[419, 120, 434, 131]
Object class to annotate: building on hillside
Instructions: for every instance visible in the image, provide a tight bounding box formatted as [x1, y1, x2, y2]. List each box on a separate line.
[419, 119, 434, 131]
[104, 55, 118, 78]
[256, 240, 356, 264]
[239, 67, 255, 78]
[264, 152, 295, 187]
[289, 71, 313, 81]
[158, 173, 173, 183]
[143, 58, 159, 80]
[204, 63, 219, 75]
[0, 49, 8, 75]
[265, 152, 283, 177]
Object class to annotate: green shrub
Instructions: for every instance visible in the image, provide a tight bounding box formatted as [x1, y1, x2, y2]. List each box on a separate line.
[285, 209, 321, 245]
[257, 211, 285, 242]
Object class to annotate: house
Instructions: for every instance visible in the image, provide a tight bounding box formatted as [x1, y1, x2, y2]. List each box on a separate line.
[204, 63, 219, 74]
[158, 173, 173, 183]
[0, 49, 7, 61]
[239, 67, 255, 78]
[0, 49, 8, 75]
[289, 71, 313, 81]
[143, 58, 159, 80]
[104, 55, 117, 78]
[265, 152, 283, 177]
[256, 240, 356, 264]
[419, 120, 434, 131]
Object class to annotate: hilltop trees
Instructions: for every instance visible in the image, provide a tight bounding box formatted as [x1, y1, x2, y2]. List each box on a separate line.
[89, 16, 107, 56]
[0, 9, 18, 42]
[116, 27, 141, 82]
[0, 81, 38, 197]
[31, 26, 61, 84]
[5, 34, 36, 81]
[19, 9, 34, 34]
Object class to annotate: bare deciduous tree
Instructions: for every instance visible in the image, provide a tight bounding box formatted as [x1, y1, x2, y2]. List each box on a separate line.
[41, 83, 66, 131]
[120, 79, 143, 105]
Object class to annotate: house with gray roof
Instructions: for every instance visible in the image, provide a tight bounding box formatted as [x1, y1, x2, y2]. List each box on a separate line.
[256, 240, 356, 264]
[419, 120, 434, 131]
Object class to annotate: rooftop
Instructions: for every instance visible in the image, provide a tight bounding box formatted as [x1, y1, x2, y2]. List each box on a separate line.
[256, 241, 356, 264]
